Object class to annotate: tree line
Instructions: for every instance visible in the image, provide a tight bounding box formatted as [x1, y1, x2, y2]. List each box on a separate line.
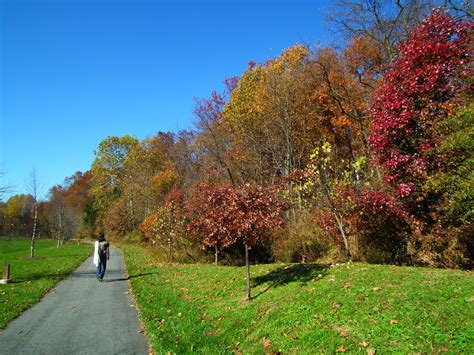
[1, 1, 472, 271]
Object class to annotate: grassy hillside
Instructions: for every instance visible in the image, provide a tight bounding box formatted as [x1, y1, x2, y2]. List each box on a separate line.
[0, 238, 91, 329]
[124, 245, 473, 354]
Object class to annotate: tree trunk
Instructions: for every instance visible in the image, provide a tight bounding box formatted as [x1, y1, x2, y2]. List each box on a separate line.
[375, 166, 382, 182]
[323, 185, 352, 260]
[168, 239, 172, 262]
[333, 212, 351, 260]
[214, 244, 219, 266]
[129, 197, 134, 226]
[30, 207, 37, 258]
[301, 239, 307, 264]
[57, 212, 62, 248]
[245, 244, 251, 301]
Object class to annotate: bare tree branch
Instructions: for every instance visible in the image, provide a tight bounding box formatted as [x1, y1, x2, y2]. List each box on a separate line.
[328, 0, 435, 61]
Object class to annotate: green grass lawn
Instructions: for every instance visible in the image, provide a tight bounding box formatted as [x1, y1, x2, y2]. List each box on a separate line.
[123, 244, 474, 354]
[0, 237, 91, 329]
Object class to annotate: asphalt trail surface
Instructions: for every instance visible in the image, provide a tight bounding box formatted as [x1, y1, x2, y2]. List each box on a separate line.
[0, 247, 149, 355]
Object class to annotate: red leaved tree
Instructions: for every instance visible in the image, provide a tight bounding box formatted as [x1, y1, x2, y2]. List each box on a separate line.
[187, 183, 287, 300]
[369, 9, 471, 227]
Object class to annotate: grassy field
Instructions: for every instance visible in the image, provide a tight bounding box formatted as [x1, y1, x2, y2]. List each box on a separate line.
[123, 244, 474, 354]
[0, 237, 91, 329]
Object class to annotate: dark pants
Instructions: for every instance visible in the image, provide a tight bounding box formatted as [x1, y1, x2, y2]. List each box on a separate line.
[96, 257, 107, 279]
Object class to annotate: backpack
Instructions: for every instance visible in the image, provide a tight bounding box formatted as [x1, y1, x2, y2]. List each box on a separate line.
[98, 241, 109, 257]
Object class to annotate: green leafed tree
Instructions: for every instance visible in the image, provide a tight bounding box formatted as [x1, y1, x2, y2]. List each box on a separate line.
[89, 135, 138, 227]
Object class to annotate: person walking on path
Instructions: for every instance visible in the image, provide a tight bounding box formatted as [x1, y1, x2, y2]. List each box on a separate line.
[93, 232, 110, 282]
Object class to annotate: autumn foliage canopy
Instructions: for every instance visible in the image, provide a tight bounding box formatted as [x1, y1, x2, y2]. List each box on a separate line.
[7, 5, 472, 271]
[370, 10, 471, 199]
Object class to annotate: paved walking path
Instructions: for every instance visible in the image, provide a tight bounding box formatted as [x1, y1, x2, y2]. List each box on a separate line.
[0, 247, 149, 355]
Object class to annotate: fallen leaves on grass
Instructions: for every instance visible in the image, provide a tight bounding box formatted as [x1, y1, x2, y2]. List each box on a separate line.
[390, 320, 398, 325]
[262, 337, 272, 350]
[314, 315, 323, 325]
[335, 346, 347, 352]
[336, 326, 351, 338]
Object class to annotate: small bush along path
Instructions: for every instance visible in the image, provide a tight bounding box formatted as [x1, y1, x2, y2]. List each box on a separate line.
[124, 244, 474, 353]
[0, 237, 91, 329]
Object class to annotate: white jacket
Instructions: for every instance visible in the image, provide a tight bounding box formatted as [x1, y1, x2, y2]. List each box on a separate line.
[93, 241, 100, 267]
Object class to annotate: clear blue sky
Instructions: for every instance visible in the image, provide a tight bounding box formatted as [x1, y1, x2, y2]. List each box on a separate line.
[1, 0, 334, 200]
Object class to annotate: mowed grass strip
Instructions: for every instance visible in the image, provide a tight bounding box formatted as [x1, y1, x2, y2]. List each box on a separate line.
[124, 245, 474, 354]
[0, 237, 91, 329]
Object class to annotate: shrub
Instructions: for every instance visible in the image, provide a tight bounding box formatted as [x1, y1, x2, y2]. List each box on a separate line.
[140, 202, 190, 262]
[341, 188, 412, 264]
[272, 211, 331, 263]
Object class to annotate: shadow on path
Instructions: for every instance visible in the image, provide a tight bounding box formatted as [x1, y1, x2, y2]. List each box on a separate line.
[11, 271, 72, 283]
[251, 263, 329, 299]
[105, 272, 159, 283]
[12, 269, 160, 284]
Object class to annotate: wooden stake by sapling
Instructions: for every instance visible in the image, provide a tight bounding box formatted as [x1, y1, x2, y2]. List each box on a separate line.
[1, 263, 11, 284]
